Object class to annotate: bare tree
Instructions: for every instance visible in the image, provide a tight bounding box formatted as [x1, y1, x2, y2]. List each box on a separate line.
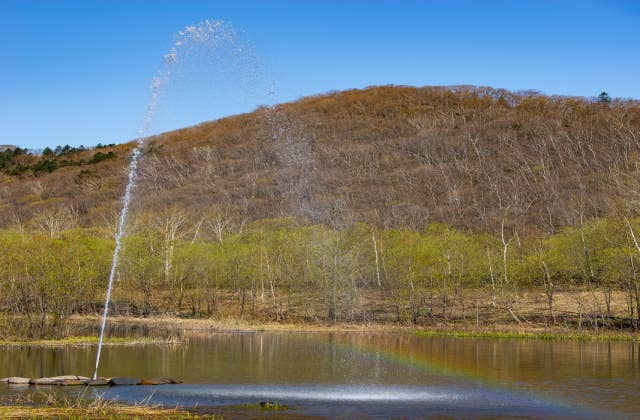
[31, 206, 78, 238]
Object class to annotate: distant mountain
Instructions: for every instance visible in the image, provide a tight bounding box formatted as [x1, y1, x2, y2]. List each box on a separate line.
[1, 85, 639, 235]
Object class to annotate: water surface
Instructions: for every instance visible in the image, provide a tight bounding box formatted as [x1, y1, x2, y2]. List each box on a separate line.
[1, 331, 638, 418]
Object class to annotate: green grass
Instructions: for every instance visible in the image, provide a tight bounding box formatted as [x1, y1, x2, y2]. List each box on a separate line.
[231, 401, 289, 411]
[0, 335, 184, 347]
[413, 329, 638, 341]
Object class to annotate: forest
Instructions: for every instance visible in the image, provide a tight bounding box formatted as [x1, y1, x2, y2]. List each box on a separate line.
[1, 85, 640, 338]
[2, 213, 640, 338]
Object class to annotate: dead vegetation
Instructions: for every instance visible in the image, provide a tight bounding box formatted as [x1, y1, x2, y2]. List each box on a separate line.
[2, 85, 639, 232]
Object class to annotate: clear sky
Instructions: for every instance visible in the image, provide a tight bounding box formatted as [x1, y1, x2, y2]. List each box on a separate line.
[2, 0, 639, 149]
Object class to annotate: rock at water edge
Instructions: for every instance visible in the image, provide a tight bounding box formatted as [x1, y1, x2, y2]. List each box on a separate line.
[7, 377, 31, 384]
[87, 379, 109, 386]
[29, 378, 57, 385]
[53, 379, 89, 386]
[140, 378, 182, 385]
[109, 377, 142, 386]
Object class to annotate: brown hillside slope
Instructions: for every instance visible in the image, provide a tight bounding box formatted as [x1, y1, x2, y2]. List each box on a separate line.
[1, 85, 639, 234]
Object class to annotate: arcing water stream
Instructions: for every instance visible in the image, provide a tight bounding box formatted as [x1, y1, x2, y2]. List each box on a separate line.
[92, 19, 256, 380]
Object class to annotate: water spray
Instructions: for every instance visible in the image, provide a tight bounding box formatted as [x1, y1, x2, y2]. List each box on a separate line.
[92, 19, 247, 380]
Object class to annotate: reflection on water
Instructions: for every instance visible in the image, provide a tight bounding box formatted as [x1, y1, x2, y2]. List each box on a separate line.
[1, 331, 638, 418]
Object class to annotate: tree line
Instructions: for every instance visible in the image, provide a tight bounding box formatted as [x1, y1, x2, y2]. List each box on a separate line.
[2, 211, 640, 338]
[0, 144, 118, 176]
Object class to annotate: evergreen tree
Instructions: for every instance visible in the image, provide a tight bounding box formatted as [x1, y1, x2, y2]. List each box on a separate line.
[597, 91, 611, 105]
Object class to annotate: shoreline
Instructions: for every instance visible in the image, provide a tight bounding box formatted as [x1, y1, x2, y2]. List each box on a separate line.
[0, 334, 184, 348]
[0, 404, 307, 419]
[77, 315, 640, 341]
[1, 315, 637, 347]
[0, 405, 209, 419]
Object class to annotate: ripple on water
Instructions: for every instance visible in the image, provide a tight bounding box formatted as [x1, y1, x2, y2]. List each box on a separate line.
[81, 383, 597, 419]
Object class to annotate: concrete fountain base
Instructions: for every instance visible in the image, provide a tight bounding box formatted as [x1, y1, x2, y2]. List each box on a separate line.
[0, 376, 182, 386]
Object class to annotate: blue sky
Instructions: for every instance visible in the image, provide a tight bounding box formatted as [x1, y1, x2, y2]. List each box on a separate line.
[2, 0, 639, 149]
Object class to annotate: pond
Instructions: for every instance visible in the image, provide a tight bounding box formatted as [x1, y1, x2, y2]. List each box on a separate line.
[1, 331, 639, 418]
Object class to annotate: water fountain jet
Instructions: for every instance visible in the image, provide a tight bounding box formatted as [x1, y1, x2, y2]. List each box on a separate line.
[91, 19, 260, 381]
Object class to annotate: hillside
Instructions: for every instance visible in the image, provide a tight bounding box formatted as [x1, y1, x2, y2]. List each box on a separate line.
[1, 85, 639, 235]
[3, 85, 640, 336]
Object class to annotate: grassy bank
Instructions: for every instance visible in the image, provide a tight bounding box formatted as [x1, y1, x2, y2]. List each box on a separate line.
[0, 335, 184, 347]
[4, 302, 640, 346]
[0, 391, 304, 419]
[71, 314, 409, 333]
[0, 404, 322, 419]
[413, 328, 639, 341]
[0, 391, 214, 419]
[69, 314, 640, 341]
[0, 405, 209, 419]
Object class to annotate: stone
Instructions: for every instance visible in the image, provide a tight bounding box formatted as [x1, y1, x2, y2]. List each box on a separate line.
[29, 377, 57, 385]
[7, 377, 31, 384]
[108, 377, 142, 386]
[0, 378, 10, 383]
[50, 375, 90, 381]
[140, 377, 182, 385]
[87, 379, 109, 386]
[53, 379, 89, 386]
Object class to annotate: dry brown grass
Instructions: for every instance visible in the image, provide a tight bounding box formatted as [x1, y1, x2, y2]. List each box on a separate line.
[0, 405, 201, 419]
[0, 391, 209, 419]
[70, 287, 639, 337]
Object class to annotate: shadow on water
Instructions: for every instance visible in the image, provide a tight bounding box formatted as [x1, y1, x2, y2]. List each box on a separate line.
[1, 331, 638, 418]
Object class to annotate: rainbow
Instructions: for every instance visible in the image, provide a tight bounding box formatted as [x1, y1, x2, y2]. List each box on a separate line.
[323, 332, 591, 414]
